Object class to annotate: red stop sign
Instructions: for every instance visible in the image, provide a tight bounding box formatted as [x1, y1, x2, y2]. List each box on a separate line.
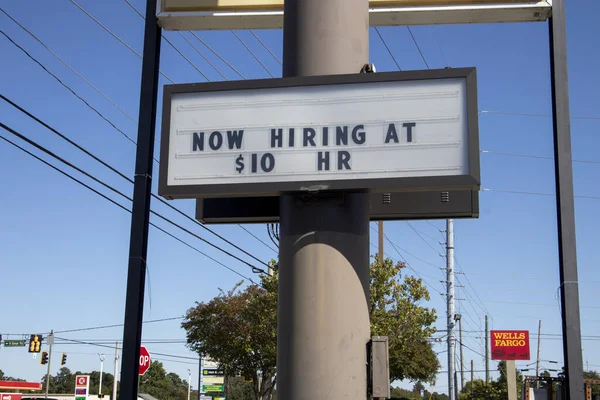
[139, 346, 151, 375]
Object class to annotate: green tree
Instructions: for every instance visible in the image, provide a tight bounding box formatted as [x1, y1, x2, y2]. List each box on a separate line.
[370, 256, 439, 383]
[227, 376, 255, 400]
[183, 272, 278, 400]
[183, 256, 439, 399]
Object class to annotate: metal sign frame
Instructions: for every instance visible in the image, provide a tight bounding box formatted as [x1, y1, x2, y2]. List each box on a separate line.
[156, 0, 552, 30]
[159, 67, 480, 200]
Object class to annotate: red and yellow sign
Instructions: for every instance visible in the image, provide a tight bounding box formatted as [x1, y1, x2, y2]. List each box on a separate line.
[490, 330, 530, 360]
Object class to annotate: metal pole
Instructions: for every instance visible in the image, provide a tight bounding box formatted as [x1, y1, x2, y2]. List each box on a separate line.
[187, 369, 191, 400]
[485, 315, 490, 385]
[548, 1, 585, 398]
[113, 342, 119, 400]
[470, 360, 474, 400]
[277, 0, 370, 399]
[459, 317, 465, 390]
[197, 357, 203, 399]
[447, 219, 456, 400]
[45, 330, 54, 398]
[506, 360, 517, 400]
[378, 221, 384, 262]
[99, 354, 105, 397]
[536, 320, 542, 388]
[119, 0, 162, 399]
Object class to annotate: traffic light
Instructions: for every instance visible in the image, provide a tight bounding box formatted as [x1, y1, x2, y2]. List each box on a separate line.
[61, 353, 67, 366]
[40, 351, 49, 365]
[29, 334, 43, 353]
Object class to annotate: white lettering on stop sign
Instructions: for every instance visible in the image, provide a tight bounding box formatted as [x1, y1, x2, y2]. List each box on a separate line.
[138, 346, 151, 375]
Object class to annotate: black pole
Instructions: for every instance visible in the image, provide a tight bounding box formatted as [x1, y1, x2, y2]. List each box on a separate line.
[119, 0, 162, 399]
[548, 1, 584, 399]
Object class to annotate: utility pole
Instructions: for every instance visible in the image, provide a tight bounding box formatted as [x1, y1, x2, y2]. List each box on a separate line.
[187, 369, 191, 400]
[470, 360, 474, 400]
[45, 330, 54, 398]
[378, 221, 384, 262]
[99, 354, 105, 397]
[485, 315, 490, 385]
[113, 342, 119, 400]
[120, 0, 162, 398]
[277, 0, 371, 399]
[197, 357, 203, 400]
[536, 320, 542, 388]
[458, 315, 465, 390]
[446, 219, 456, 400]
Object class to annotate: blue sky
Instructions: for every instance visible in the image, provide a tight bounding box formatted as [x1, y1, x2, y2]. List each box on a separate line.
[0, 0, 599, 395]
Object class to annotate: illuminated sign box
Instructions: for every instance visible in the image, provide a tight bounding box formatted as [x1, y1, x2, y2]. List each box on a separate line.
[490, 330, 531, 360]
[157, 0, 552, 30]
[159, 68, 480, 200]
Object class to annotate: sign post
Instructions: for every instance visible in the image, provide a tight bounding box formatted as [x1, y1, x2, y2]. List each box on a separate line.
[75, 375, 90, 400]
[139, 346, 151, 376]
[490, 330, 530, 400]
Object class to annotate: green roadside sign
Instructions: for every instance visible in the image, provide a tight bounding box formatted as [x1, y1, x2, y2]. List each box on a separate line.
[4, 340, 26, 347]
[202, 384, 224, 393]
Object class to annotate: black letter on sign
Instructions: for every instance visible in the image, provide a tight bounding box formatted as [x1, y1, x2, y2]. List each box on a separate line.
[261, 153, 275, 173]
[336, 126, 348, 146]
[385, 124, 399, 144]
[338, 151, 351, 170]
[303, 128, 316, 147]
[192, 132, 204, 151]
[209, 131, 223, 150]
[227, 130, 244, 149]
[271, 128, 282, 148]
[352, 125, 366, 144]
[289, 128, 295, 147]
[318, 151, 330, 171]
[251, 153, 258, 173]
[403, 122, 416, 143]
[322, 127, 329, 146]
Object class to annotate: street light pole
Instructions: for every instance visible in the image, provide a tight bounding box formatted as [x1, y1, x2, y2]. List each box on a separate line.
[99, 354, 105, 397]
[187, 369, 191, 400]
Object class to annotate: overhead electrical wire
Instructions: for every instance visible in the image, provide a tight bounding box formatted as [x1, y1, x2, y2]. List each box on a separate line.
[407, 26, 430, 69]
[482, 188, 600, 201]
[0, 7, 137, 126]
[249, 30, 282, 65]
[374, 27, 402, 71]
[481, 149, 600, 165]
[230, 30, 275, 78]
[0, 94, 270, 271]
[480, 109, 600, 121]
[0, 28, 137, 146]
[1, 14, 271, 255]
[66, 0, 174, 83]
[0, 122, 260, 281]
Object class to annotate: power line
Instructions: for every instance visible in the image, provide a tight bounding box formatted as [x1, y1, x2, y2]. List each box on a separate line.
[481, 150, 600, 165]
[0, 6, 138, 126]
[480, 109, 600, 121]
[120, 0, 217, 82]
[0, 28, 137, 146]
[188, 32, 246, 79]
[0, 123, 259, 281]
[238, 225, 278, 253]
[230, 30, 274, 78]
[482, 188, 600, 201]
[66, 0, 174, 83]
[406, 221, 442, 255]
[0, 94, 270, 271]
[407, 27, 430, 69]
[374, 27, 402, 70]
[249, 30, 282, 65]
[54, 317, 184, 334]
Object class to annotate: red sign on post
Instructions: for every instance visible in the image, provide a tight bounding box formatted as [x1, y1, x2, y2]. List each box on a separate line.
[1, 394, 23, 400]
[139, 346, 151, 375]
[490, 330, 530, 360]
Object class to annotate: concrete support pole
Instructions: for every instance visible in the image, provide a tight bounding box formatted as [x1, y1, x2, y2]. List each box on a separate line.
[446, 219, 456, 400]
[277, 3, 371, 399]
[506, 360, 517, 400]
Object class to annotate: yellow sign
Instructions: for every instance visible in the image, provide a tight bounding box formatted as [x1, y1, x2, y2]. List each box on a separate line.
[162, 0, 529, 12]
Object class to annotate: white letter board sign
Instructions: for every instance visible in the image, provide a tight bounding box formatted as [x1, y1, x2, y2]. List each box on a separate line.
[159, 68, 479, 199]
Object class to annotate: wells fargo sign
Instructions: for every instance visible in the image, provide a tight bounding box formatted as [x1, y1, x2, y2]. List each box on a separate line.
[490, 330, 530, 360]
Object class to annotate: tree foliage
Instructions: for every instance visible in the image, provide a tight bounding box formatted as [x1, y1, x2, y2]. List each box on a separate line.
[370, 256, 439, 383]
[182, 256, 439, 399]
[182, 273, 278, 400]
